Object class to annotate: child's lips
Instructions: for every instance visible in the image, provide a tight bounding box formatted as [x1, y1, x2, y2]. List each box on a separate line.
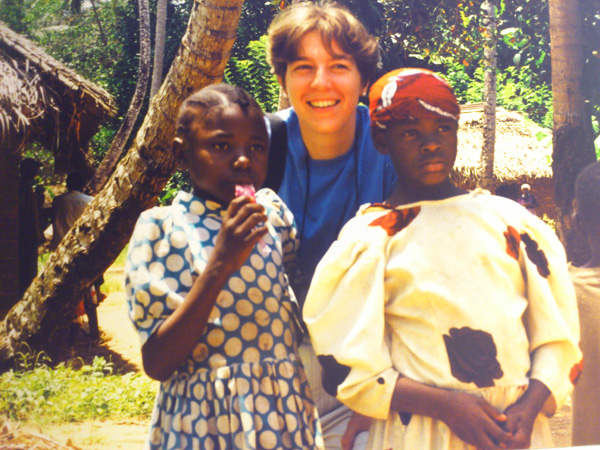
[421, 159, 447, 172]
[229, 177, 254, 186]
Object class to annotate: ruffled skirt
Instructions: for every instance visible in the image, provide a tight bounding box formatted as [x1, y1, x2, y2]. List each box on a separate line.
[146, 354, 323, 450]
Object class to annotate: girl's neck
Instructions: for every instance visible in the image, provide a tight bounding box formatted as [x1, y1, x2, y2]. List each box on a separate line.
[299, 119, 356, 161]
[387, 179, 466, 206]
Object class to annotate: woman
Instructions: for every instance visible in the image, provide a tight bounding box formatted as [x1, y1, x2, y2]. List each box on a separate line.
[266, 3, 397, 449]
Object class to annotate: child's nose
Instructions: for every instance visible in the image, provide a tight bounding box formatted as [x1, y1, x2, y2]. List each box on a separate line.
[233, 153, 250, 169]
[421, 134, 441, 153]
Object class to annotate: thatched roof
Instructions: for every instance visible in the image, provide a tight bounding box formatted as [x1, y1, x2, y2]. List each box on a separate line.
[452, 103, 553, 186]
[0, 21, 117, 174]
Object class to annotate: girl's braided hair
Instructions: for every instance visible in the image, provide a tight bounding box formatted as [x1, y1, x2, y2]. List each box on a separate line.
[176, 84, 264, 143]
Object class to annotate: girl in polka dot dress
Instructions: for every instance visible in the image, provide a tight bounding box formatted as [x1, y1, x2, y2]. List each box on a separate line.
[125, 84, 323, 450]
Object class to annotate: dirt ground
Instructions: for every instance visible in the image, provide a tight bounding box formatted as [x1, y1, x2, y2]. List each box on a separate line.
[24, 282, 575, 450]
[20, 287, 149, 450]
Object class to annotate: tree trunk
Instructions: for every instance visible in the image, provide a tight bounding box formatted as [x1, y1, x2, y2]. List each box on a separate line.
[89, 0, 108, 45]
[479, 0, 497, 192]
[0, 0, 245, 366]
[86, 0, 151, 195]
[549, 0, 596, 264]
[150, 0, 167, 98]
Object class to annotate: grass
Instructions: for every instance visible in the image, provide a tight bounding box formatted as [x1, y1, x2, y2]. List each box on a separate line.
[0, 345, 156, 425]
[101, 246, 127, 295]
[3, 246, 156, 431]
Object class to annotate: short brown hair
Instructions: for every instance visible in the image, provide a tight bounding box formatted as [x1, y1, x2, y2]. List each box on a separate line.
[266, 1, 379, 87]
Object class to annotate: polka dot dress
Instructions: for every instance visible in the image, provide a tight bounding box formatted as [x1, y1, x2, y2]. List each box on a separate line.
[126, 190, 323, 450]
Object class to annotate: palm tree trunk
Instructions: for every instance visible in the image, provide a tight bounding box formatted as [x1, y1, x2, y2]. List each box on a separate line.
[150, 0, 167, 98]
[479, 0, 497, 192]
[549, 0, 596, 263]
[0, 0, 245, 366]
[86, 0, 151, 195]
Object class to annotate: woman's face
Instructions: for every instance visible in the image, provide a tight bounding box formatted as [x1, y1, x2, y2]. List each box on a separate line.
[281, 31, 366, 142]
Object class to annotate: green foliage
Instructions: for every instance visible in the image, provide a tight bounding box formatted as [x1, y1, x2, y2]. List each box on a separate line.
[444, 60, 553, 129]
[89, 126, 118, 163]
[379, 0, 598, 136]
[0, 0, 27, 32]
[159, 170, 192, 206]
[381, 0, 484, 68]
[225, 36, 280, 114]
[23, 144, 63, 188]
[0, 346, 157, 424]
[233, 0, 279, 60]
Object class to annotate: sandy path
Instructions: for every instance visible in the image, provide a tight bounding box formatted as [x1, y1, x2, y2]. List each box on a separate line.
[96, 290, 144, 372]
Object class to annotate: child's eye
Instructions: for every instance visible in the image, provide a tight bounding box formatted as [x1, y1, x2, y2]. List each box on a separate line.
[250, 144, 266, 153]
[401, 129, 418, 138]
[438, 125, 452, 133]
[212, 142, 229, 151]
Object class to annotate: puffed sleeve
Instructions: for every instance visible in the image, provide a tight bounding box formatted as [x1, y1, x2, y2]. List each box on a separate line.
[303, 232, 399, 419]
[516, 214, 582, 415]
[124, 206, 188, 347]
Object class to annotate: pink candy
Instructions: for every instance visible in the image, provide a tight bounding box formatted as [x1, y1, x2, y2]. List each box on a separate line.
[235, 184, 256, 201]
[235, 184, 270, 256]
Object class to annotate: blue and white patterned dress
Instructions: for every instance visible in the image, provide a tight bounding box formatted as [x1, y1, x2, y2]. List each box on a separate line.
[126, 189, 323, 450]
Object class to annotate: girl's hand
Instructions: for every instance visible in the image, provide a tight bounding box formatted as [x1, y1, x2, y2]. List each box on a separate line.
[439, 391, 512, 450]
[392, 376, 512, 450]
[212, 196, 268, 274]
[503, 379, 551, 449]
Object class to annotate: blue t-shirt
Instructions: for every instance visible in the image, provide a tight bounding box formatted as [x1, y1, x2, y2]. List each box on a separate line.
[277, 105, 397, 305]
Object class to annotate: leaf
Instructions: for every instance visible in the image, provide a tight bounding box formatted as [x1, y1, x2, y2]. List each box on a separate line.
[513, 53, 522, 65]
[535, 130, 549, 142]
[536, 52, 546, 66]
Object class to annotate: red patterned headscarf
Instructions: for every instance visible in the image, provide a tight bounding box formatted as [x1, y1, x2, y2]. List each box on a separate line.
[369, 68, 460, 129]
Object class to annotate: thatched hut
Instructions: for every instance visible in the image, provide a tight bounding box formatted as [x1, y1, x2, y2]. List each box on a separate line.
[453, 104, 555, 220]
[0, 21, 116, 314]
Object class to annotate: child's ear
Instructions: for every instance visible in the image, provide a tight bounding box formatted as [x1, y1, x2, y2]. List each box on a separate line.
[371, 127, 388, 155]
[172, 137, 188, 170]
